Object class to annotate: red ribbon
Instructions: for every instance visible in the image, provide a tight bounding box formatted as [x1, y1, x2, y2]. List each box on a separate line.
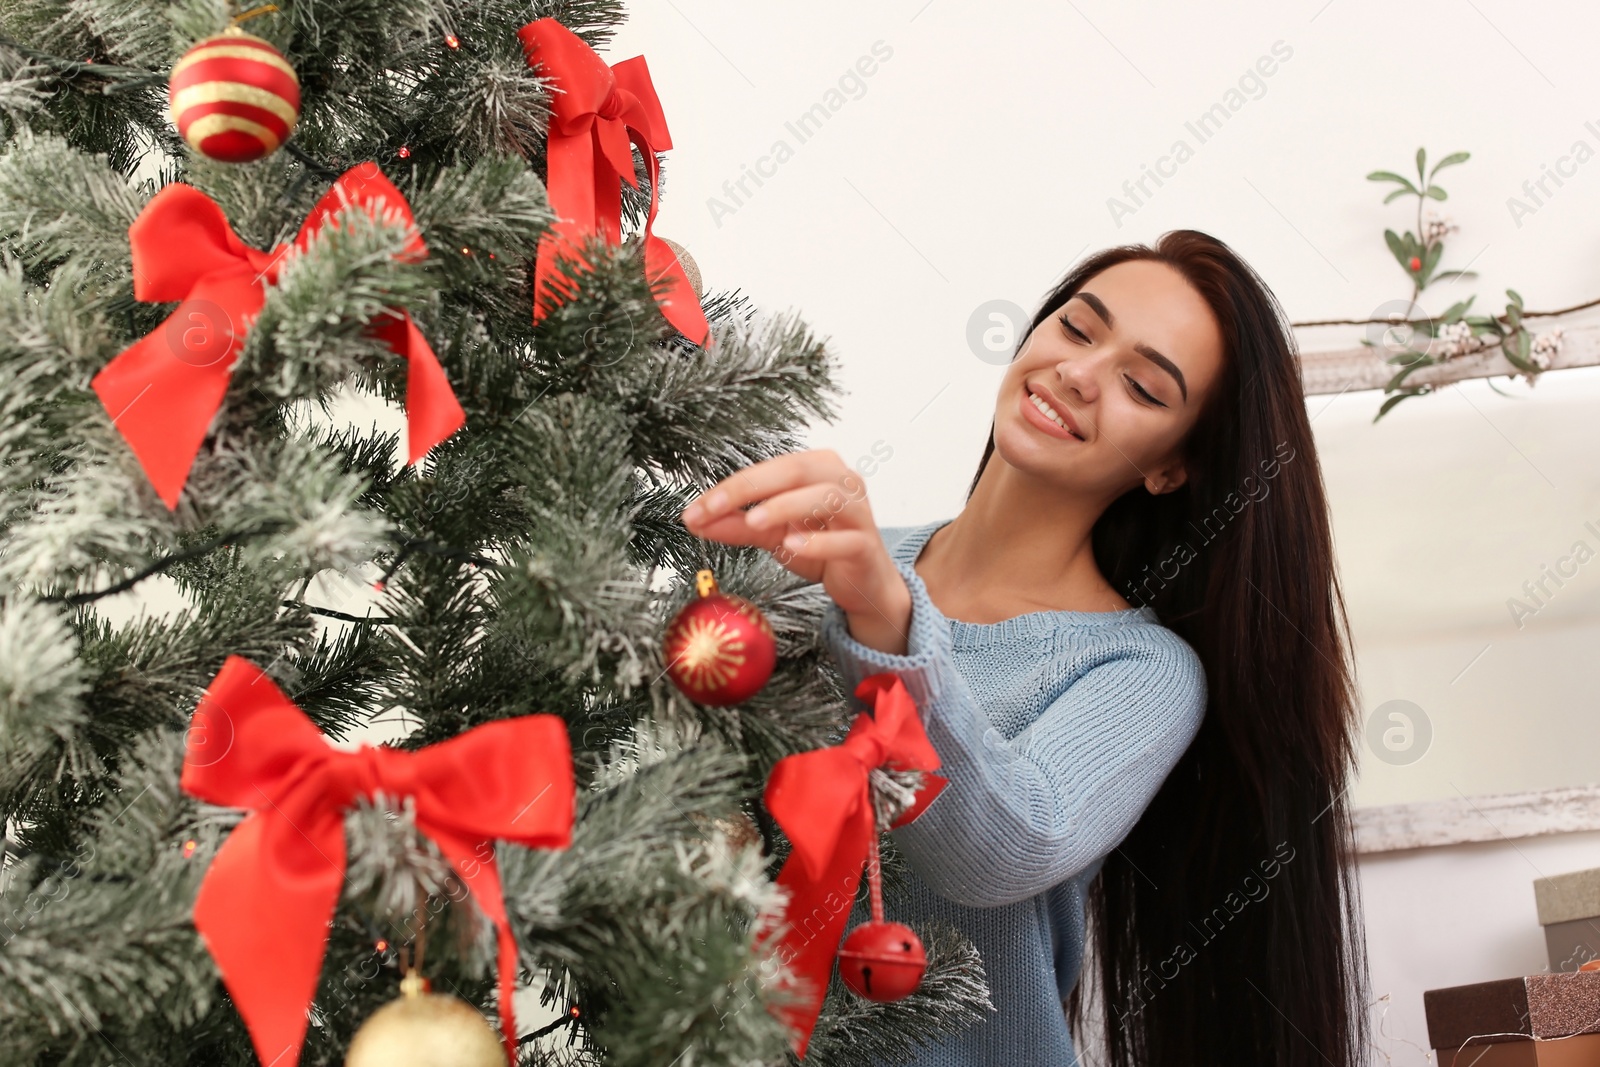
[516, 18, 709, 346]
[92, 164, 466, 510]
[760, 673, 948, 1058]
[180, 656, 574, 1066]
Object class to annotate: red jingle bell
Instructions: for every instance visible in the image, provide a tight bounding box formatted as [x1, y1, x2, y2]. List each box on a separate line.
[836, 800, 928, 1004]
[662, 568, 776, 705]
[837, 920, 927, 1002]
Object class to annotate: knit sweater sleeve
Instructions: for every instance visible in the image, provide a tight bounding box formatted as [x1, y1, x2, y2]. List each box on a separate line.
[820, 556, 1207, 908]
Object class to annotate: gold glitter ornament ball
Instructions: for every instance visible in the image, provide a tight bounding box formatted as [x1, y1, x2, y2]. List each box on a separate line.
[344, 972, 504, 1067]
[659, 236, 704, 301]
[168, 26, 301, 163]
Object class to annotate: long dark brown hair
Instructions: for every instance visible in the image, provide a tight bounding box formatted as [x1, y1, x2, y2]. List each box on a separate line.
[967, 230, 1369, 1066]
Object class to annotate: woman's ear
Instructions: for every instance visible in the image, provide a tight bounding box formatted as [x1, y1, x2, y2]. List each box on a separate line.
[1144, 462, 1189, 496]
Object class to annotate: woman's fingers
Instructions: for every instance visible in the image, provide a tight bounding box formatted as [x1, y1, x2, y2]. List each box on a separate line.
[684, 509, 788, 550]
[684, 478, 869, 550]
[777, 526, 873, 560]
[744, 480, 868, 535]
[681, 450, 847, 524]
[678, 452, 882, 602]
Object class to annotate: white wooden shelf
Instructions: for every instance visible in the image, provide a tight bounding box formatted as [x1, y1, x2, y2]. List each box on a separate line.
[1354, 783, 1600, 855]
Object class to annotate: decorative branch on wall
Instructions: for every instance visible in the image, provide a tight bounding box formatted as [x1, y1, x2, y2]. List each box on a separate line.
[1289, 147, 1600, 409]
[1296, 318, 1599, 398]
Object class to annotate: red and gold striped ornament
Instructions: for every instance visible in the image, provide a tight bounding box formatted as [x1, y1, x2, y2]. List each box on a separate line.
[662, 569, 776, 705]
[168, 26, 300, 163]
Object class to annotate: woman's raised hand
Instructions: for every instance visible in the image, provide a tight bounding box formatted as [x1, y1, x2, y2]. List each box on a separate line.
[678, 449, 912, 655]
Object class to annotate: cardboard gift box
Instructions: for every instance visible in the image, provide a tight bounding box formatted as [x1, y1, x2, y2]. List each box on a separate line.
[1432, 1032, 1600, 1066]
[1424, 971, 1600, 1052]
[1535, 867, 1600, 972]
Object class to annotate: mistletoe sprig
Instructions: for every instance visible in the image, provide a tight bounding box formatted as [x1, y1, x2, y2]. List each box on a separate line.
[1361, 147, 1572, 421]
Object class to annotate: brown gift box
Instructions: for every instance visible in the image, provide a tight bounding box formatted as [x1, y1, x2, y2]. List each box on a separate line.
[1424, 972, 1600, 1049]
[1434, 1032, 1600, 1066]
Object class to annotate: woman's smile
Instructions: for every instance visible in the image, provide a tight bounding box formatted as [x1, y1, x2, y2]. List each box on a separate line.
[1021, 381, 1085, 441]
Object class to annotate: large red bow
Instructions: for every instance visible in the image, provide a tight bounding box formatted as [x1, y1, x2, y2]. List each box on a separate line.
[516, 18, 708, 345]
[93, 164, 466, 509]
[180, 656, 574, 1066]
[760, 673, 948, 1057]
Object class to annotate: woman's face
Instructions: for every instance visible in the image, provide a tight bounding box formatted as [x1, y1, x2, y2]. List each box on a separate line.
[993, 258, 1227, 501]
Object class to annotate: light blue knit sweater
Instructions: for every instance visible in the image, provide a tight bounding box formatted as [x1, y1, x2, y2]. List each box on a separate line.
[819, 518, 1208, 1067]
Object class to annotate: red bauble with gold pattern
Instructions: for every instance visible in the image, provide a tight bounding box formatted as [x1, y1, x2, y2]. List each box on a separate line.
[168, 26, 301, 163]
[662, 569, 775, 705]
[837, 920, 927, 1002]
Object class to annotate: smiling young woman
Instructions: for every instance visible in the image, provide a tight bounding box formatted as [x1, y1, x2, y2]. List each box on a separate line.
[680, 229, 1368, 1067]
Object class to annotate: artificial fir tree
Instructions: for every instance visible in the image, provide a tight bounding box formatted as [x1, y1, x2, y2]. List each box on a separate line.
[0, 2, 991, 1065]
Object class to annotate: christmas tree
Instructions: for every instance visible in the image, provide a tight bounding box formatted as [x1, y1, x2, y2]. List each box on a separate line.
[0, 1, 990, 1065]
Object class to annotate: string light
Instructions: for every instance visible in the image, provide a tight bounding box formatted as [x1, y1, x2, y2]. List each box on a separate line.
[375, 939, 389, 952]
[519, 1004, 583, 1045]
[444, 33, 460, 49]
[182, 839, 197, 857]
[397, 146, 411, 159]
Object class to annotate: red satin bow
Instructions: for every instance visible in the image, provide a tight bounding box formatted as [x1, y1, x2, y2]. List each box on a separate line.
[760, 673, 949, 1058]
[92, 164, 467, 509]
[516, 18, 709, 345]
[180, 656, 574, 1066]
